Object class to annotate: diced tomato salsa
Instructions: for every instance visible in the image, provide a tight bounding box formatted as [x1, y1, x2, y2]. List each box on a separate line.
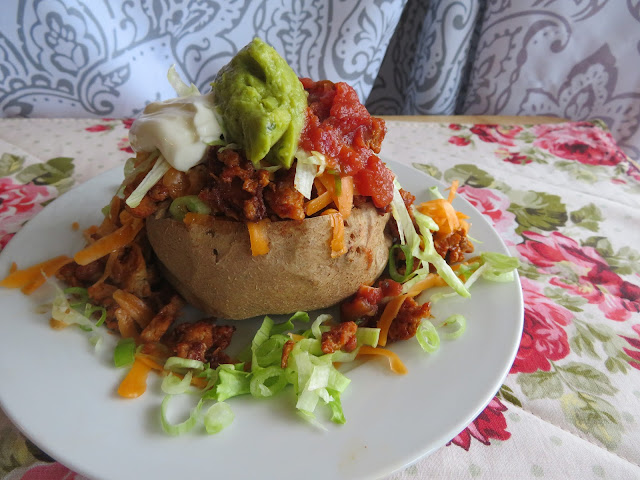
[299, 78, 394, 208]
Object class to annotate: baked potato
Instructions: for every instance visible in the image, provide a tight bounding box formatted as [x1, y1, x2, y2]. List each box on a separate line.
[146, 204, 391, 320]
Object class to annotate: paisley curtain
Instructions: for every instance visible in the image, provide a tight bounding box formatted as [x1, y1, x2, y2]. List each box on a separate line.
[369, 0, 640, 160]
[0, 0, 407, 117]
[1, 0, 639, 159]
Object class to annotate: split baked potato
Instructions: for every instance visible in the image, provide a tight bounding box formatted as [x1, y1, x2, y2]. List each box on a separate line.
[146, 204, 391, 320]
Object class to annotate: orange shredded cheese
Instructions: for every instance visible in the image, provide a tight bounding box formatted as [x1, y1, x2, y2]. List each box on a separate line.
[377, 294, 409, 347]
[247, 219, 270, 256]
[304, 190, 333, 216]
[318, 173, 354, 219]
[336, 175, 353, 218]
[357, 345, 408, 375]
[447, 179, 459, 203]
[74, 219, 143, 266]
[417, 199, 460, 236]
[0, 255, 73, 294]
[71, 222, 80, 231]
[377, 274, 444, 346]
[117, 357, 153, 398]
[322, 209, 347, 258]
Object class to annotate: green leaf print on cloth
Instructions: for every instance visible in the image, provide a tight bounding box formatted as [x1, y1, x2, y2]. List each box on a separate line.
[0, 153, 25, 177]
[570, 203, 603, 232]
[561, 392, 622, 450]
[582, 237, 640, 276]
[412, 162, 442, 180]
[507, 190, 568, 235]
[444, 164, 495, 188]
[16, 157, 75, 194]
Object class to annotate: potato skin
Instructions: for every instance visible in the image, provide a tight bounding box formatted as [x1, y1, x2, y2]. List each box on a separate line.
[146, 204, 391, 320]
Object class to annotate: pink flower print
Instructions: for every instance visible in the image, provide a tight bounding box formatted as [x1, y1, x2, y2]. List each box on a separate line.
[449, 397, 511, 450]
[510, 277, 572, 373]
[532, 122, 627, 166]
[517, 231, 640, 321]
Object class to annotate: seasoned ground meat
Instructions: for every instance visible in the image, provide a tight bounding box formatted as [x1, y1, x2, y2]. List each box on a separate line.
[110, 244, 151, 298]
[321, 321, 358, 354]
[387, 297, 430, 342]
[56, 260, 104, 287]
[340, 280, 403, 325]
[87, 283, 120, 330]
[280, 339, 296, 368]
[139, 295, 184, 343]
[171, 319, 235, 366]
[434, 228, 474, 264]
[199, 148, 270, 222]
[264, 167, 305, 220]
[340, 278, 429, 343]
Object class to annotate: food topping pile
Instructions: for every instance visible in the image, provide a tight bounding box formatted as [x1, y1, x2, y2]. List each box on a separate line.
[0, 38, 519, 435]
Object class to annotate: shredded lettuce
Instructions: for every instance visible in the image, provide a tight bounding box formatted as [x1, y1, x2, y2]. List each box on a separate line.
[293, 149, 327, 199]
[249, 366, 288, 398]
[125, 155, 171, 208]
[480, 252, 520, 282]
[413, 208, 470, 297]
[310, 313, 332, 340]
[167, 64, 201, 97]
[390, 181, 468, 297]
[52, 284, 106, 348]
[215, 364, 251, 401]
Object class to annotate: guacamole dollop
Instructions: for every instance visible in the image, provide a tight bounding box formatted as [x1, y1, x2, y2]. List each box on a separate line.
[212, 38, 307, 168]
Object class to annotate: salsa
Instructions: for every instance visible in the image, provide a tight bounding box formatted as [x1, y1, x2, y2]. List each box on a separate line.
[299, 78, 394, 208]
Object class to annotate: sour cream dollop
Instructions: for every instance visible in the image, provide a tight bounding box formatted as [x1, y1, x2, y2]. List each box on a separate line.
[129, 93, 223, 172]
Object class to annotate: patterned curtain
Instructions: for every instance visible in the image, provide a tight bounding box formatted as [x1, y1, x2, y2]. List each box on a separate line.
[366, 0, 484, 115]
[368, 0, 640, 160]
[0, 0, 407, 118]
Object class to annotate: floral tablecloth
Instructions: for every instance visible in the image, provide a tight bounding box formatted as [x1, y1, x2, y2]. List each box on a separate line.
[0, 118, 639, 479]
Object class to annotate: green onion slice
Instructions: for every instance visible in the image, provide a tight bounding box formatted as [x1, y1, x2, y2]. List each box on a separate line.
[164, 357, 205, 374]
[113, 338, 136, 368]
[438, 314, 467, 340]
[160, 395, 203, 436]
[161, 372, 194, 395]
[388, 243, 415, 283]
[204, 402, 235, 434]
[169, 195, 212, 221]
[416, 321, 440, 353]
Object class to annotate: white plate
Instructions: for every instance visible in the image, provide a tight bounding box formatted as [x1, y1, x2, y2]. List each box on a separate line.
[0, 161, 523, 480]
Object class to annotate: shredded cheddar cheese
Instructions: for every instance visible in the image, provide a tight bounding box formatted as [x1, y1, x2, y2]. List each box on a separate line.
[321, 209, 347, 258]
[74, 219, 143, 266]
[357, 345, 408, 375]
[247, 219, 270, 256]
[0, 255, 73, 294]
